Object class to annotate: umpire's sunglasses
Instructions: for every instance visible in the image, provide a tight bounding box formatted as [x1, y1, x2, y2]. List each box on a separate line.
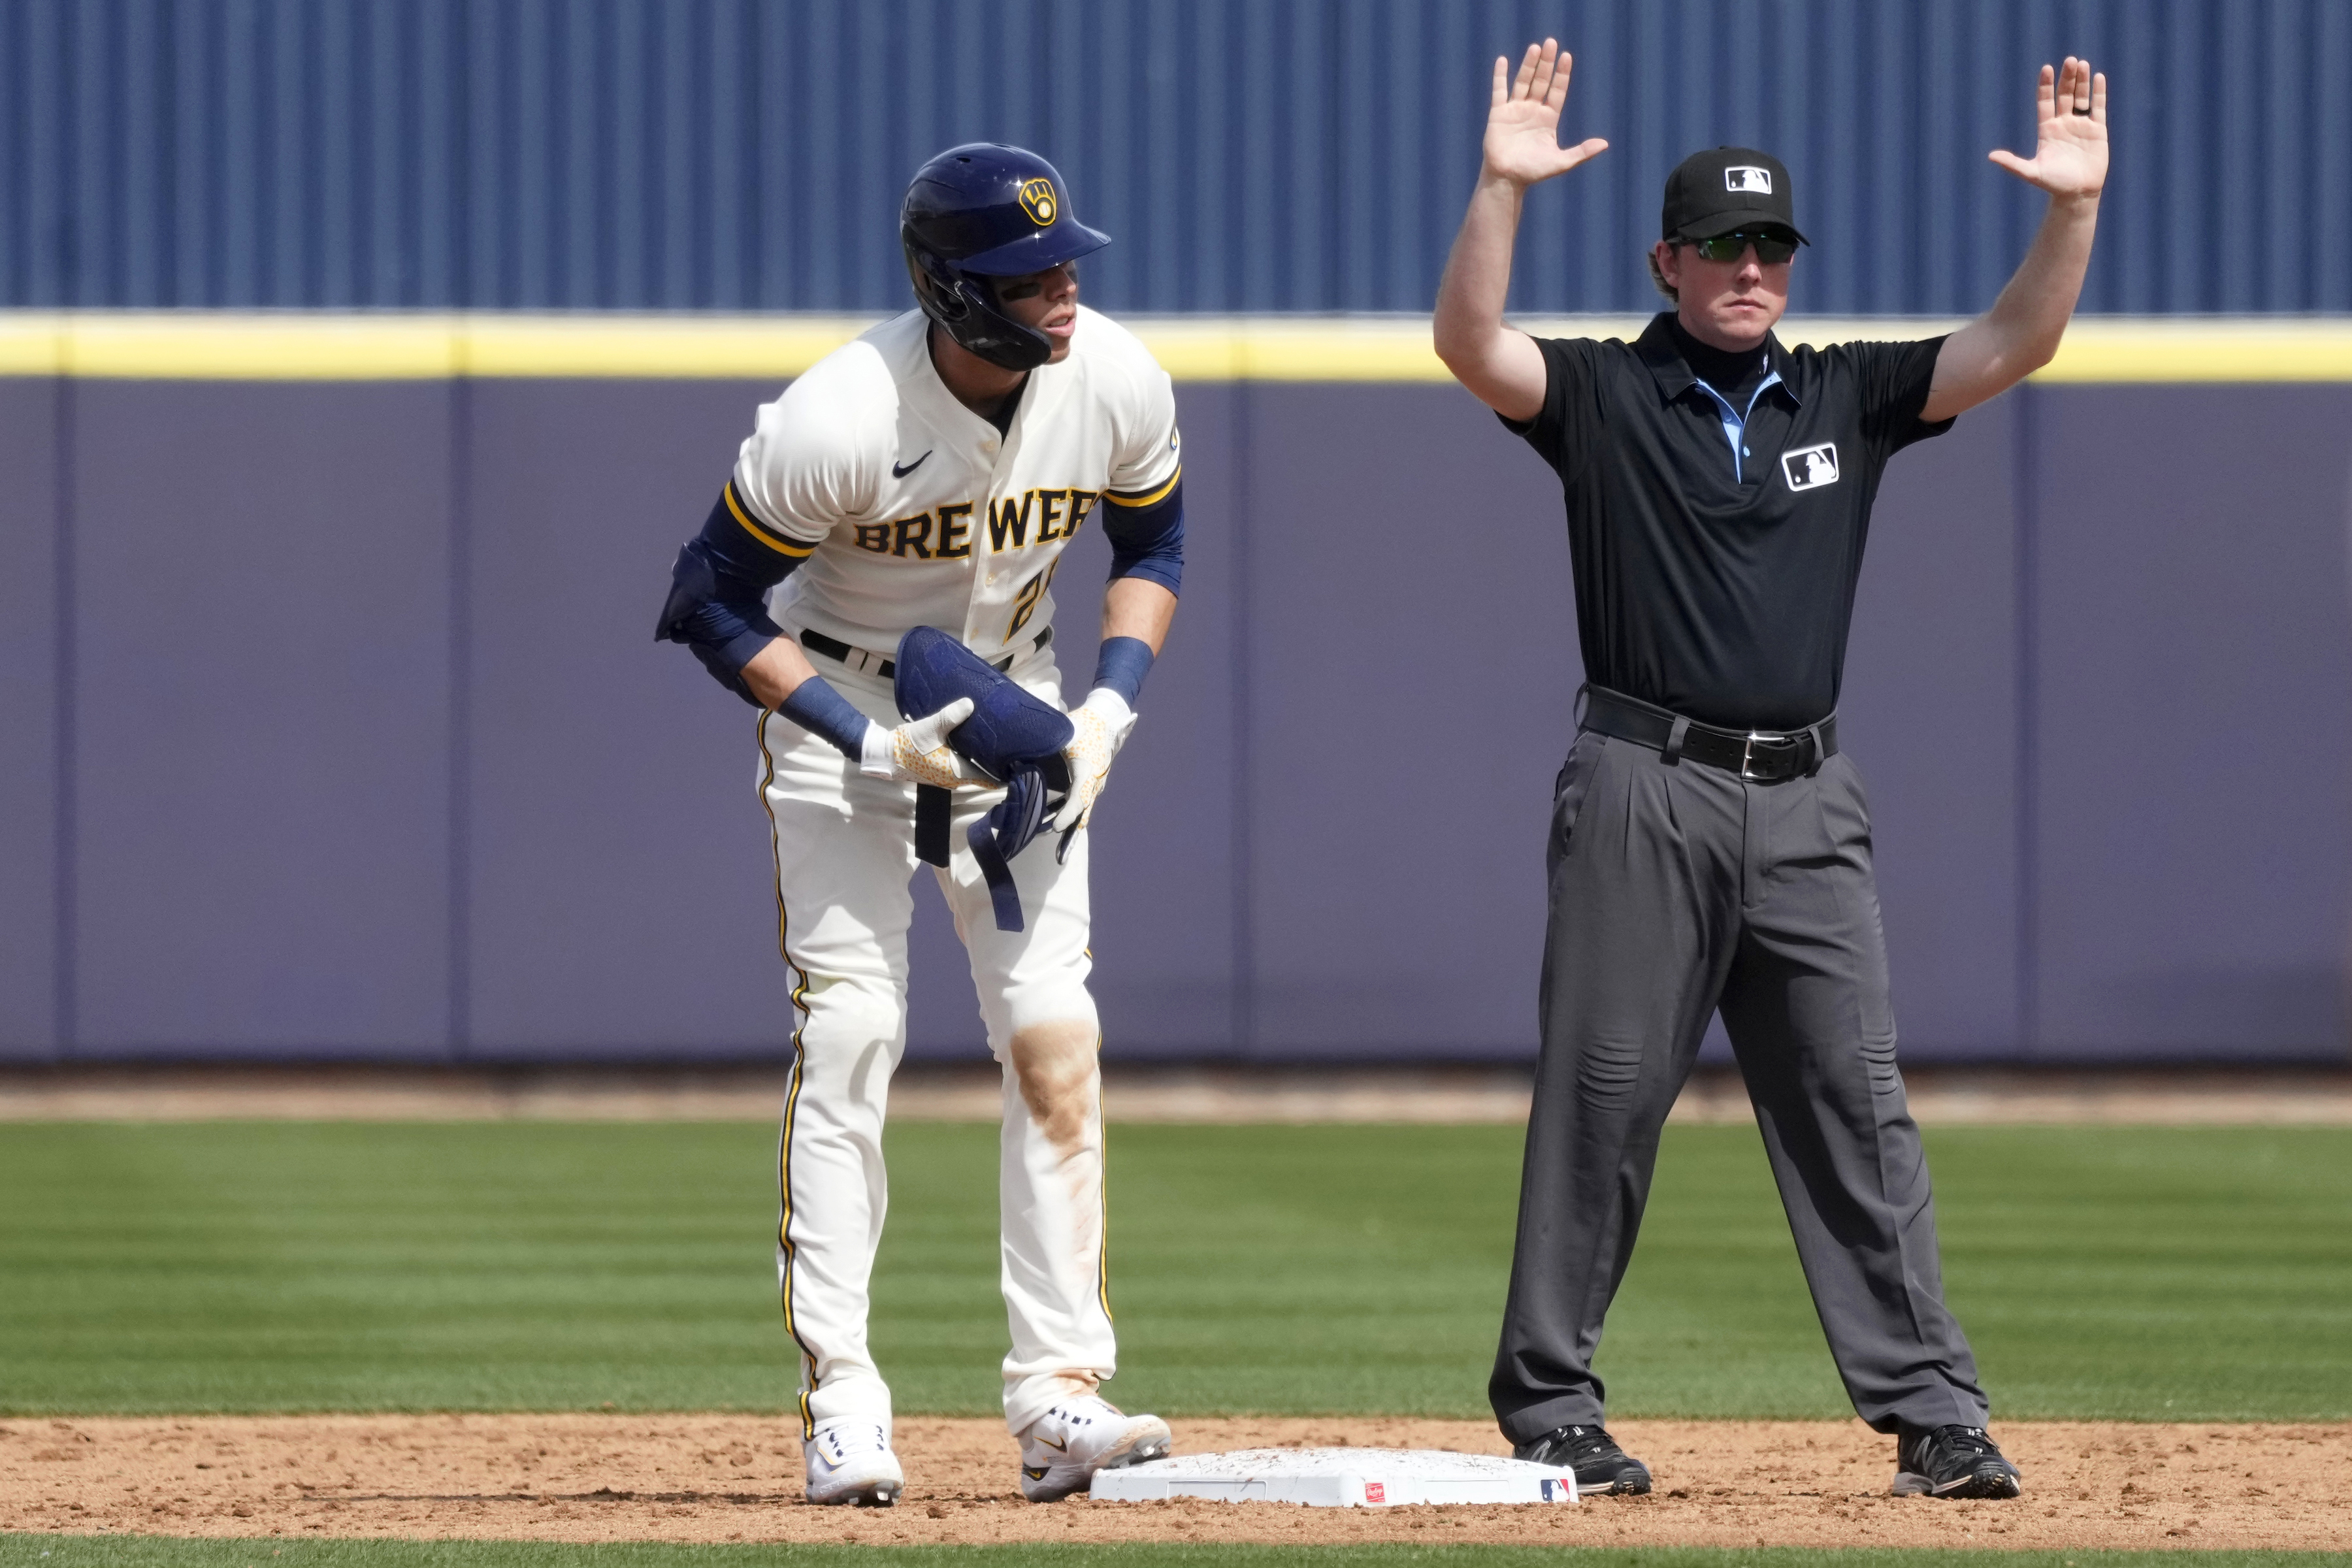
[1688, 230, 1799, 265]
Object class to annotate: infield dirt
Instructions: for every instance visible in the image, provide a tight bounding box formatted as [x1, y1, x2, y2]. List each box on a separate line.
[6, 1414, 2344, 1552]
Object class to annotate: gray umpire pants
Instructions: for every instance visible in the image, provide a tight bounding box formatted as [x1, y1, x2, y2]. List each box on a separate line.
[1490, 729, 1990, 1442]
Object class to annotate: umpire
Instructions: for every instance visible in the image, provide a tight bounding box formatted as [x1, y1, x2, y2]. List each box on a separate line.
[1432, 41, 2108, 1499]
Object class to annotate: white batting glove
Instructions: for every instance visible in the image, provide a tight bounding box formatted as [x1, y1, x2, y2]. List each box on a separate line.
[1051, 688, 1138, 832]
[859, 698, 979, 787]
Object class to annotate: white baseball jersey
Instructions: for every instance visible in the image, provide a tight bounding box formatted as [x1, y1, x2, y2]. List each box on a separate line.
[731, 304, 1181, 661]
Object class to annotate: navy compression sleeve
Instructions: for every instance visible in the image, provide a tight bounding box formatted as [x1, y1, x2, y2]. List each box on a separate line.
[778, 676, 873, 758]
[1090, 636, 1154, 706]
[655, 479, 815, 705]
[1098, 473, 1184, 596]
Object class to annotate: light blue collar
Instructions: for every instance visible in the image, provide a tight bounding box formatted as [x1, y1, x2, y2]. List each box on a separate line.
[1689, 370, 1786, 483]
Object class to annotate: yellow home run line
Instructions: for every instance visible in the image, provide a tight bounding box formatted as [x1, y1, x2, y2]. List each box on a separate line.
[1, 312, 2349, 383]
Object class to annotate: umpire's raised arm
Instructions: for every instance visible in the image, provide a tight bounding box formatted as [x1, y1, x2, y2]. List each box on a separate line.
[1431, 39, 1607, 422]
[1922, 57, 2108, 421]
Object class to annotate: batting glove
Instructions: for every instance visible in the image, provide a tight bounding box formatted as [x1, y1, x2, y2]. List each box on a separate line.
[1051, 688, 1138, 833]
[859, 697, 980, 787]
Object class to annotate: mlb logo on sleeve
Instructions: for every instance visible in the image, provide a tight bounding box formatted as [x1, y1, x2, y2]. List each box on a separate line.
[1725, 165, 1773, 193]
[1781, 442, 1840, 491]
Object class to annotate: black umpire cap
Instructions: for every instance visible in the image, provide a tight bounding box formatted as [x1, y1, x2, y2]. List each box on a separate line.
[1661, 147, 1809, 244]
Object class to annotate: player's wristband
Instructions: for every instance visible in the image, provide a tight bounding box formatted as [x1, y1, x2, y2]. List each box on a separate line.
[1090, 636, 1154, 708]
[777, 676, 874, 760]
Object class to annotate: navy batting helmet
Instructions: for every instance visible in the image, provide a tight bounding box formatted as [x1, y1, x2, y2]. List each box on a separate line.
[902, 144, 1110, 372]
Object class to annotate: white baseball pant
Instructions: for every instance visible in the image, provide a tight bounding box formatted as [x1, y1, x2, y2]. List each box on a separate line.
[755, 642, 1116, 1440]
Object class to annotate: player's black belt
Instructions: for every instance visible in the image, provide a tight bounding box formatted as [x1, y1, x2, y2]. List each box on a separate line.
[800, 625, 1051, 680]
[1579, 683, 1835, 782]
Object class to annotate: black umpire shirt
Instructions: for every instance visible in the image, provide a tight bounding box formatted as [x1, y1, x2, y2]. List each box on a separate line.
[1508, 312, 1953, 732]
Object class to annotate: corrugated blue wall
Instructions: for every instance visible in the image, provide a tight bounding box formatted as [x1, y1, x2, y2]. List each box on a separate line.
[3, 0, 2349, 316]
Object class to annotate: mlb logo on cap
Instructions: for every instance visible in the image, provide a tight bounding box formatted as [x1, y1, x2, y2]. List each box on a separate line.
[1661, 146, 1807, 244]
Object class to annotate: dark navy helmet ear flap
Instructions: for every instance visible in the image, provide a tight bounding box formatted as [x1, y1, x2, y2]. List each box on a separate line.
[902, 142, 1110, 373]
[904, 237, 1053, 372]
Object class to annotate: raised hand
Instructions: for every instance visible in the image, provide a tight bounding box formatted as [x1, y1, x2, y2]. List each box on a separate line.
[1482, 39, 1608, 188]
[1989, 57, 2108, 199]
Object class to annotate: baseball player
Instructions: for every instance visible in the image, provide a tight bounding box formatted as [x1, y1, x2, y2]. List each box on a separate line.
[1432, 44, 2106, 1498]
[656, 144, 1184, 1507]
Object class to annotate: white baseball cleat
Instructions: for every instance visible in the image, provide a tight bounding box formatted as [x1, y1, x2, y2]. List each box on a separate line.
[1017, 1396, 1173, 1502]
[803, 1418, 903, 1507]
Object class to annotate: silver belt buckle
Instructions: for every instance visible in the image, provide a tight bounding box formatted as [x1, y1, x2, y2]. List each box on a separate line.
[1740, 731, 1774, 780]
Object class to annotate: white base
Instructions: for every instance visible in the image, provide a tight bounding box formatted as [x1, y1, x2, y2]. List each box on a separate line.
[1088, 1448, 1578, 1507]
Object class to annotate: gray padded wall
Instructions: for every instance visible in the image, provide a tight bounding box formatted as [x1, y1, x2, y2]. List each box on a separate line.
[65, 384, 458, 1057]
[3, 374, 2347, 1064]
[0, 380, 59, 1058]
[460, 380, 786, 1058]
[2029, 387, 2352, 1058]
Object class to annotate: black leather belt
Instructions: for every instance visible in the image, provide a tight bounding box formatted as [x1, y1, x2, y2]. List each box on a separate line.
[1580, 683, 1835, 782]
[800, 625, 1051, 680]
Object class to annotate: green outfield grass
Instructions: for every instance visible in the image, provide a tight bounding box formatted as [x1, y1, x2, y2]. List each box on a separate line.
[0, 1120, 2345, 1421]
[2, 1539, 2345, 1568]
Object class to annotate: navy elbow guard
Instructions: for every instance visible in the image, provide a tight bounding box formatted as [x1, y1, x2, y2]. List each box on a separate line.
[1101, 473, 1184, 595]
[655, 480, 813, 704]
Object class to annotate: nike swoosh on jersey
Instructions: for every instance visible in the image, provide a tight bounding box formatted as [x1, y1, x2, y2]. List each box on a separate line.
[892, 450, 933, 478]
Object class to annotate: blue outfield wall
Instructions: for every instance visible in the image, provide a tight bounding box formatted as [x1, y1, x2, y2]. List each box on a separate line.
[1, 370, 2349, 1066]
[4, 0, 2351, 317]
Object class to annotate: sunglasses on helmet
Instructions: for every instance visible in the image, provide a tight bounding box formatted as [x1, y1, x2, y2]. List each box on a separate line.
[1686, 229, 1799, 265]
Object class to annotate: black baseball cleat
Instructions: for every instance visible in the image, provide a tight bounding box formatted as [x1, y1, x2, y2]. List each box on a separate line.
[1512, 1424, 1652, 1495]
[1891, 1425, 2023, 1499]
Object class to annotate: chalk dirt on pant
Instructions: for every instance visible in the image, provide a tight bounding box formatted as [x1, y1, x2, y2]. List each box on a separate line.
[5, 1414, 2344, 1550]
